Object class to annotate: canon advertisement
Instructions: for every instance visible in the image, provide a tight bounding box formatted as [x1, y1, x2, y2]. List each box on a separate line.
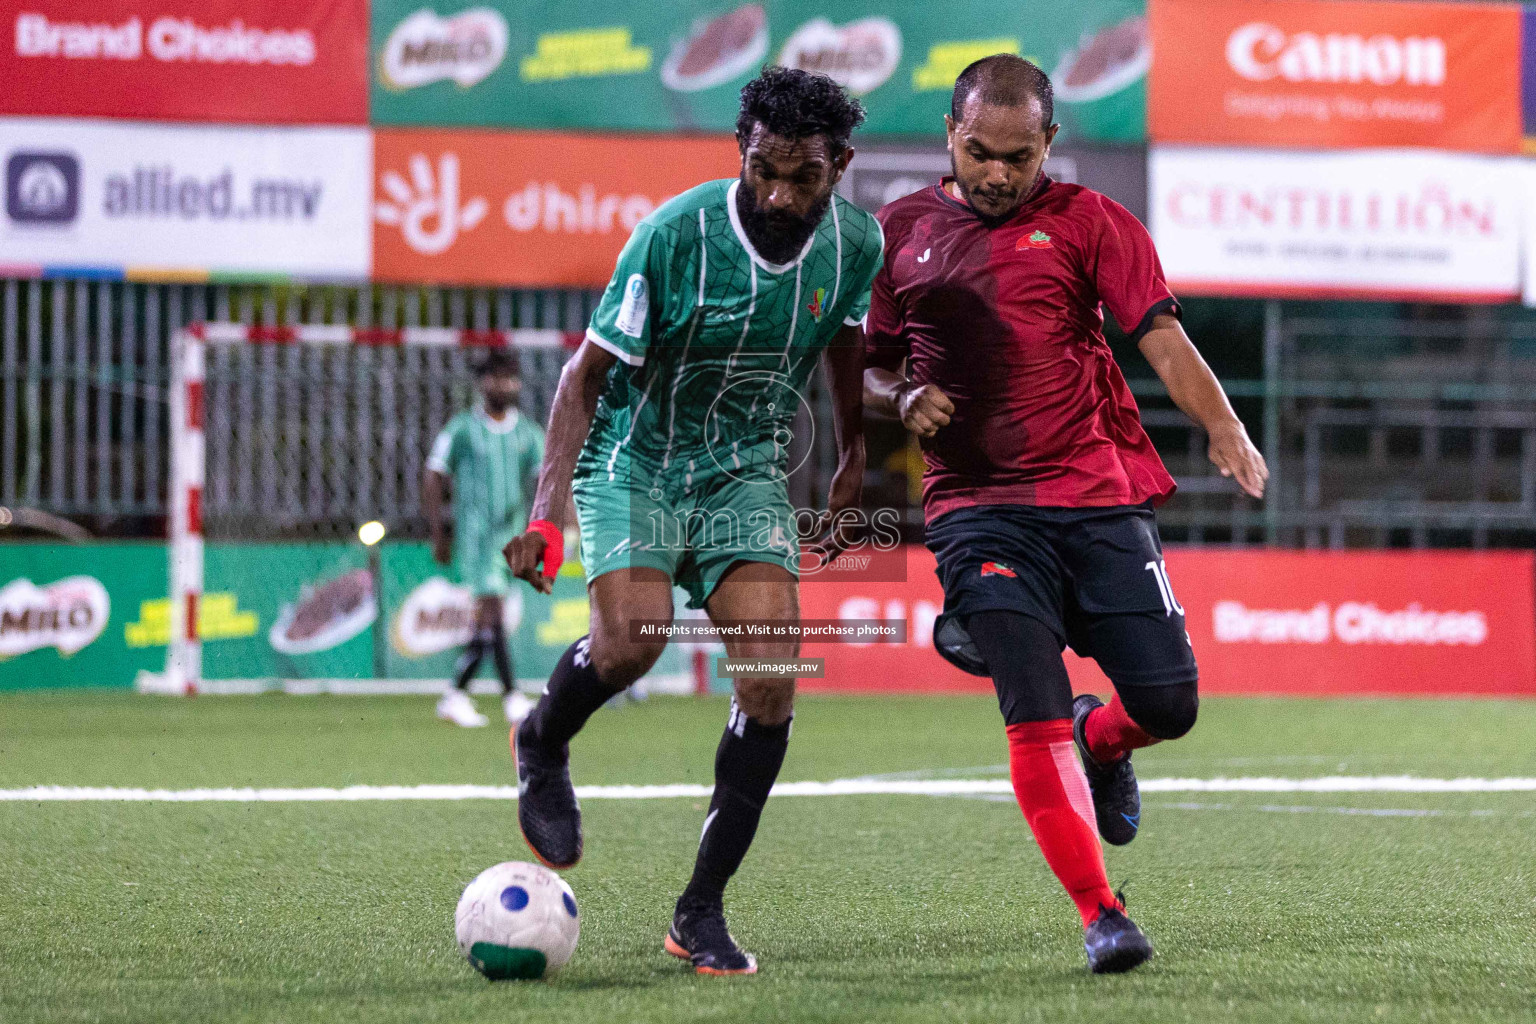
[2, 1, 368, 124]
[1148, 0, 1522, 153]
[0, 117, 370, 278]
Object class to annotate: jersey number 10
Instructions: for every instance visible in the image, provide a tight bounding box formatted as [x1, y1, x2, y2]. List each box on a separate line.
[1144, 559, 1185, 617]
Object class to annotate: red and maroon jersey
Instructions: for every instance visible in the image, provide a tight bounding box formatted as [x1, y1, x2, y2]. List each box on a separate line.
[866, 175, 1179, 521]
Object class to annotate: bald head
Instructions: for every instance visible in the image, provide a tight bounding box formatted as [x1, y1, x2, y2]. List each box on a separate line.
[950, 54, 1054, 130]
[943, 54, 1058, 220]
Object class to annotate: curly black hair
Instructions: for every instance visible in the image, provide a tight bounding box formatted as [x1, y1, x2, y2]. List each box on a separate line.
[951, 54, 1054, 128]
[736, 66, 866, 156]
[474, 347, 520, 378]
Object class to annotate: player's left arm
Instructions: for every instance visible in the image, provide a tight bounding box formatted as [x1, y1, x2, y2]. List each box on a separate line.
[1091, 196, 1267, 499]
[812, 323, 867, 560]
[1138, 316, 1268, 499]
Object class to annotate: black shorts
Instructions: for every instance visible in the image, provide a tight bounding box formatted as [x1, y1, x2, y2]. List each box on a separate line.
[925, 503, 1198, 687]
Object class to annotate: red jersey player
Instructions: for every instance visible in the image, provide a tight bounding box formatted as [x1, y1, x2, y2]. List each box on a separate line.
[863, 55, 1267, 974]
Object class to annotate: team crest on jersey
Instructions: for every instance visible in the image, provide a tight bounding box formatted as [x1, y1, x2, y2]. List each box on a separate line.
[980, 561, 1017, 578]
[1017, 230, 1053, 250]
[616, 273, 649, 337]
[806, 287, 827, 322]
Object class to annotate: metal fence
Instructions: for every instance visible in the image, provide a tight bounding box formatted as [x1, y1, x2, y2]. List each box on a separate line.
[198, 334, 577, 541]
[1134, 306, 1536, 548]
[3, 277, 1535, 548]
[0, 278, 597, 538]
[1277, 310, 1536, 548]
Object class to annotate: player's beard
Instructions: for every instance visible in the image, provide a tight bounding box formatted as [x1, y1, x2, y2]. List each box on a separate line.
[735, 183, 830, 265]
[949, 153, 1032, 222]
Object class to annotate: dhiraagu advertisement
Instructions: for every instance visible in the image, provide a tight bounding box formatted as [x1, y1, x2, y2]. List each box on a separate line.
[370, 0, 1149, 142]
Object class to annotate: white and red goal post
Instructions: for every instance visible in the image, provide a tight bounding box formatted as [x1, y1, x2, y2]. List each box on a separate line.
[149, 322, 578, 696]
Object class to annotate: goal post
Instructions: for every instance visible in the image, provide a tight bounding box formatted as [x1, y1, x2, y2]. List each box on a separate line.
[162, 320, 203, 695]
[148, 322, 581, 696]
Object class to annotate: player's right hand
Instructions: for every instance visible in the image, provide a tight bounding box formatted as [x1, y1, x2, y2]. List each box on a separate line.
[897, 382, 954, 438]
[505, 521, 562, 595]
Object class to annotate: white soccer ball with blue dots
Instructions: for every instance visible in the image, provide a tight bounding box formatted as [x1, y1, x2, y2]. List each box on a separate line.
[455, 861, 580, 980]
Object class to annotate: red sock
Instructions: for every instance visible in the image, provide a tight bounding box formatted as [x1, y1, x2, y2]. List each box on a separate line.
[1005, 719, 1118, 927]
[1084, 695, 1158, 764]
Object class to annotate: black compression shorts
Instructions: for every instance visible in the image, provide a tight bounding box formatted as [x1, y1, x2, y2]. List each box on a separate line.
[925, 502, 1198, 688]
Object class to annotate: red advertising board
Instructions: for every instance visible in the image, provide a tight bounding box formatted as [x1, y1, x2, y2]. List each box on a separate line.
[798, 546, 1536, 697]
[372, 129, 742, 288]
[2, 1, 368, 124]
[1148, 0, 1522, 154]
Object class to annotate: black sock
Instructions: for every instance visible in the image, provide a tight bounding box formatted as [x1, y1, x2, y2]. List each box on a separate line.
[488, 621, 515, 695]
[679, 700, 792, 911]
[453, 636, 486, 691]
[523, 636, 617, 752]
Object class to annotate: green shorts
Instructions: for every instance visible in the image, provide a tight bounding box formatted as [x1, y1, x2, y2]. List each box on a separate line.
[573, 461, 800, 610]
[454, 527, 517, 598]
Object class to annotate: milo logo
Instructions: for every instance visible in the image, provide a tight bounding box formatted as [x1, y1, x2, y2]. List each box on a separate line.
[778, 17, 902, 96]
[379, 7, 509, 90]
[391, 576, 522, 658]
[0, 576, 110, 659]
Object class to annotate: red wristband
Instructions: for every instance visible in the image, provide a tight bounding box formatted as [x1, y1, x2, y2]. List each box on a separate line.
[527, 519, 564, 579]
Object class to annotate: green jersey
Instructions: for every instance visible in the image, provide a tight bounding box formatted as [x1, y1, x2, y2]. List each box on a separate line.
[576, 178, 883, 487]
[428, 406, 545, 591]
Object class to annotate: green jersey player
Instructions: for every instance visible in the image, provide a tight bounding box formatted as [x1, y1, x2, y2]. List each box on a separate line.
[423, 349, 545, 728]
[504, 68, 882, 974]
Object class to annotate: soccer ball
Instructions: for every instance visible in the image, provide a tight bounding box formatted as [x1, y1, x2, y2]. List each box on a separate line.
[455, 861, 580, 980]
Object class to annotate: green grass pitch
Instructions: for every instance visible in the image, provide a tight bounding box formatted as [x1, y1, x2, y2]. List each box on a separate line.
[1, 690, 1533, 1023]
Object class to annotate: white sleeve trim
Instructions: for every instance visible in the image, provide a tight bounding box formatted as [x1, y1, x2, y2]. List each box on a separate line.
[585, 327, 645, 367]
[840, 217, 883, 331]
[425, 430, 453, 473]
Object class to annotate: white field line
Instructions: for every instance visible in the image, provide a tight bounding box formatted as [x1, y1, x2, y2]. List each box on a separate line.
[1, 776, 1534, 803]
[1147, 801, 1527, 818]
[135, 676, 695, 697]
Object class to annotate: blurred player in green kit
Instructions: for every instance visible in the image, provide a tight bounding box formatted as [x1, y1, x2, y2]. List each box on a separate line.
[423, 349, 546, 728]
